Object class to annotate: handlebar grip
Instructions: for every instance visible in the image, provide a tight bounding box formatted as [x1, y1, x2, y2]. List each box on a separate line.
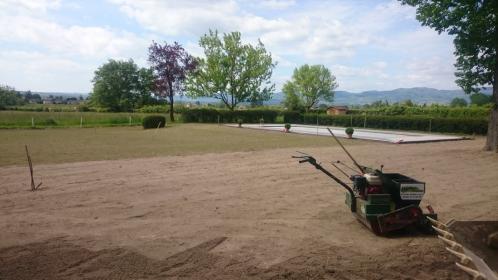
[299, 159, 308, 163]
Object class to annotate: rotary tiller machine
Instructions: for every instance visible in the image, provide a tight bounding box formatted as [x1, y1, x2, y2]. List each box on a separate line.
[293, 128, 437, 235]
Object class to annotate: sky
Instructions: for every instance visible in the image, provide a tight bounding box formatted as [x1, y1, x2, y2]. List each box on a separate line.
[0, 0, 458, 93]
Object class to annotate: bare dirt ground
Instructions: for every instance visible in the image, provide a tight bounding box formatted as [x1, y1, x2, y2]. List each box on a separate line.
[1, 138, 497, 279]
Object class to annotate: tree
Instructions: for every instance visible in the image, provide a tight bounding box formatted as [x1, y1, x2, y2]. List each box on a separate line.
[470, 92, 492, 106]
[282, 87, 303, 111]
[136, 67, 156, 108]
[0, 85, 24, 108]
[282, 64, 337, 112]
[400, 0, 498, 150]
[148, 41, 197, 121]
[450, 97, 468, 107]
[90, 59, 154, 112]
[186, 30, 275, 110]
[402, 99, 415, 107]
[31, 93, 42, 104]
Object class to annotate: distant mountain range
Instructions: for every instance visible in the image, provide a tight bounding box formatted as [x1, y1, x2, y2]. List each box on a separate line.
[332, 87, 492, 105]
[32, 87, 492, 106]
[268, 87, 492, 106]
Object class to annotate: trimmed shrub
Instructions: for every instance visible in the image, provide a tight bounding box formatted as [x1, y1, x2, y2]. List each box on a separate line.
[300, 113, 487, 135]
[282, 111, 302, 124]
[348, 105, 490, 118]
[182, 108, 279, 123]
[136, 105, 169, 113]
[142, 115, 166, 129]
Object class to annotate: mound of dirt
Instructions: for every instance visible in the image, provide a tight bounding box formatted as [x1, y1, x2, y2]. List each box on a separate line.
[0, 237, 469, 280]
[449, 221, 498, 273]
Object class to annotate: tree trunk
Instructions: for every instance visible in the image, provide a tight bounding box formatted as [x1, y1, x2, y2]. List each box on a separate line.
[231, 93, 234, 110]
[169, 95, 174, 122]
[484, 69, 498, 151]
[168, 82, 175, 122]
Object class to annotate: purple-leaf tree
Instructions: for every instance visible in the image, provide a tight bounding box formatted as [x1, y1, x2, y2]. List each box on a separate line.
[148, 41, 197, 122]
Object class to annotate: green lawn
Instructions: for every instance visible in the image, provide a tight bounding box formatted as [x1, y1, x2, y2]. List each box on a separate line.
[0, 124, 354, 166]
[0, 111, 156, 128]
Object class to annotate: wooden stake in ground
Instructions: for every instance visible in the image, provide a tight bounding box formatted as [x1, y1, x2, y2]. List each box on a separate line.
[25, 145, 42, 191]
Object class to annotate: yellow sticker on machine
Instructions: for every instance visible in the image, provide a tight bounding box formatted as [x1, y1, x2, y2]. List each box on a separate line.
[400, 183, 425, 200]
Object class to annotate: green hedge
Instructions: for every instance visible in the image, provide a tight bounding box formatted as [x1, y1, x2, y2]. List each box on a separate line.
[349, 105, 491, 118]
[143, 115, 166, 129]
[282, 111, 302, 123]
[177, 107, 488, 134]
[182, 108, 279, 123]
[136, 105, 169, 113]
[301, 114, 487, 134]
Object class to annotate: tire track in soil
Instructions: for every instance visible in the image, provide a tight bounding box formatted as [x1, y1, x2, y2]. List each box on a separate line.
[0, 237, 471, 280]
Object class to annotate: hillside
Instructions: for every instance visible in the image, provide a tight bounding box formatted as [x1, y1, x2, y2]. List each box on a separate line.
[32, 87, 492, 106]
[269, 87, 492, 106]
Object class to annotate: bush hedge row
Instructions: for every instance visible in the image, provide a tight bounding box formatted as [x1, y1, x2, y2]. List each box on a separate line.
[136, 105, 168, 113]
[349, 105, 491, 118]
[143, 115, 166, 129]
[301, 113, 487, 134]
[182, 109, 487, 134]
[182, 108, 279, 123]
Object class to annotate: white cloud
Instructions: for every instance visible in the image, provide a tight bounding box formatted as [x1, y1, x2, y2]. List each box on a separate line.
[109, 0, 240, 36]
[398, 56, 457, 88]
[329, 62, 390, 91]
[0, 15, 148, 59]
[0, 0, 61, 13]
[0, 0, 458, 92]
[0, 51, 92, 92]
[107, 0, 370, 62]
[256, 0, 296, 10]
[0, 0, 152, 92]
[108, 0, 446, 70]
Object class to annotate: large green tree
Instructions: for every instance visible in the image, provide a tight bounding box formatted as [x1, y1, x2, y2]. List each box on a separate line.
[90, 59, 154, 112]
[470, 92, 492, 106]
[450, 97, 468, 107]
[186, 30, 275, 110]
[0, 85, 24, 108]
[282, 64, 337, 112]
[400, 0, 498, 151]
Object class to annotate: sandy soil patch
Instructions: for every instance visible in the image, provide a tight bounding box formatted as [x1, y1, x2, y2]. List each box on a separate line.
[1, 138, 496, 279]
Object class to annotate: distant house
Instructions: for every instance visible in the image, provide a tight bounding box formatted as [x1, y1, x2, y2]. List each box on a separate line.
[326, 105, 348, 115]
[42, 98, 54, 105]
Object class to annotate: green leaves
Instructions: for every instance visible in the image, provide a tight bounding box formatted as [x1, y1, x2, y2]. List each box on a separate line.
[186, 30, 275, 110]
[400, 0, 497, 95]
[283, 64, 338, 112]
[90, 59, 154, 112]
[0, 85, 24, 108]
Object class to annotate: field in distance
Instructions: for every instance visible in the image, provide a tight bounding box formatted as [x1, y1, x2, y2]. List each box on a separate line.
[0, 124, 355, 166]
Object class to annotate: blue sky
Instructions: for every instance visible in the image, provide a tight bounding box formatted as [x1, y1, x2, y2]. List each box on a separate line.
[0, 0, 457, 93]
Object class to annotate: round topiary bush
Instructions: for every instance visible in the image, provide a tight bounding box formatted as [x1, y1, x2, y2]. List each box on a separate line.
[285, 123, 291, 131]
[143, 115, 166, 129]
[345, 127, 354, 138]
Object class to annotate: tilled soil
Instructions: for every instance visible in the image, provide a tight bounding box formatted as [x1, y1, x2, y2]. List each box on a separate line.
[1, 138, 496, 279]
